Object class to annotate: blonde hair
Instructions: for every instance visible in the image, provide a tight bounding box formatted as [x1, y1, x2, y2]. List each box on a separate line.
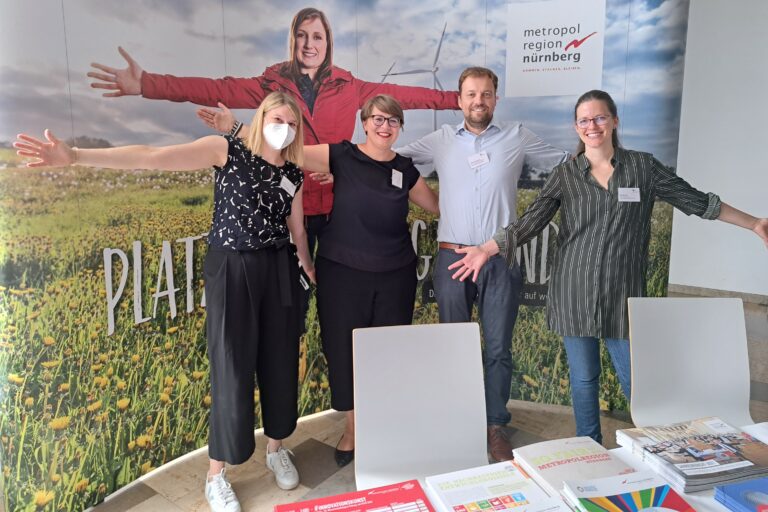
[246, 91, 305, 167]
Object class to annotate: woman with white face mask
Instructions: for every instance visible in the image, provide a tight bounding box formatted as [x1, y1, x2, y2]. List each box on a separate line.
[15, 91, 313, 512]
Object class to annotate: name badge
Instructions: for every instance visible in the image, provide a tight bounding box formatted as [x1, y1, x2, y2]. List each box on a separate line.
[618, 187, 640, 202]
[391, 169, 403, 189]
[280, 176, 297, 196]
[468, 151, 490, 169]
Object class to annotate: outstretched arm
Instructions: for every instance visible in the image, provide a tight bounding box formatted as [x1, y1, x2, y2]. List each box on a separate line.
[357, 80, 460, 111]
[88, 47, 270, 107]
[14, 130, 227, 171]
[717, 203, 768, 248]
[286, 189, 316, 283]
[651, 158, 767, 248]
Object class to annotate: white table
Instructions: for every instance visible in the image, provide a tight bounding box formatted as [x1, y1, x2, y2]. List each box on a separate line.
[609, 422, 768, 511]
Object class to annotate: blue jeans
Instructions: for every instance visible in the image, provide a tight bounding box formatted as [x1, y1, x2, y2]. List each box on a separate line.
[563, 336, 632, 444]
[433, 249, 522, 425]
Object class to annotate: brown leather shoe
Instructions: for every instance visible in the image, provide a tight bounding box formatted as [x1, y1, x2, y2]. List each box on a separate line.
[487, 425, 514, 462]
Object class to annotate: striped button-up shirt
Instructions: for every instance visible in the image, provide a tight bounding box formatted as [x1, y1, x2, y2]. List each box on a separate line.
[398, 120, 568, 245]
[493, 148, 721, 339]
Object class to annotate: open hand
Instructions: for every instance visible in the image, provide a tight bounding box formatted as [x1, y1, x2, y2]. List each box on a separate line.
[14, 130, 75, 168]
[88, 46, 143, 97]
[447, 246, 491, 282]
[197, 103, 237, 133]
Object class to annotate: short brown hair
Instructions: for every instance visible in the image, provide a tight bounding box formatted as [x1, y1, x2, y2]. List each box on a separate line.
[359, 94, 404, 127]
[458, 67, 498, 94]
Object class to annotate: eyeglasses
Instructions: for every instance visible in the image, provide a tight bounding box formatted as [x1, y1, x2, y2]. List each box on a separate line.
[369, 115, 401, 128]
[576, 115, 611, 129]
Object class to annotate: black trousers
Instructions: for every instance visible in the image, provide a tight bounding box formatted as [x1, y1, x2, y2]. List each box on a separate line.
[315, 256, 417, 411]
[204, 246, 302, 465]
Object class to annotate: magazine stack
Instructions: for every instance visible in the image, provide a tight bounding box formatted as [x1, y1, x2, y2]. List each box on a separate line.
[562, 470, 695, 512]
[512, 437, 636, 499]
[616, 417, 768, 493]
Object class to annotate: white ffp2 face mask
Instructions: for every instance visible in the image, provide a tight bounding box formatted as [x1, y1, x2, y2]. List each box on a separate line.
[263, 123, 297, 151]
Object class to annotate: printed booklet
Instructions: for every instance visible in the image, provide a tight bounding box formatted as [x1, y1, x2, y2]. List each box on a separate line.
[512, 437, 636, 498]
[562, 470, 695, 512]
[274, 479, 434, 512]
[424, 461, 569, 512]
[616, 417, 768, 493]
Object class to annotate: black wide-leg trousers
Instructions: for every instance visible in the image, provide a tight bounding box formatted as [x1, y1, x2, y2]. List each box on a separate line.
[203, 246, 301, 465]
[315, 256, 417, 412]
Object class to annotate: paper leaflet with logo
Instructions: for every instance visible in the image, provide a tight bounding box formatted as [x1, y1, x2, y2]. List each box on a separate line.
[562, 469, 695, 512]
[424, 461, 569, 512]
[273, 479, 434, 512]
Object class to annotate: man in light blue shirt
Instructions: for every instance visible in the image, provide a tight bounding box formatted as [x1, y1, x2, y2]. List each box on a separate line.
[398, 67, 568, 462]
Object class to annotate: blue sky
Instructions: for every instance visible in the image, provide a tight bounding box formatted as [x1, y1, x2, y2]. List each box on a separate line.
[0, 0, 689, 164]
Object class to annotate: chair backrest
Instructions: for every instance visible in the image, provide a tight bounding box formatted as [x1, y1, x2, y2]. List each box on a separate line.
[353, 323, 488, 490]
[627, 297, 753, 428]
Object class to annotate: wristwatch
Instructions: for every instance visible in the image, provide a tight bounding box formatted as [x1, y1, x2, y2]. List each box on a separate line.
[229, 121, 243, 138]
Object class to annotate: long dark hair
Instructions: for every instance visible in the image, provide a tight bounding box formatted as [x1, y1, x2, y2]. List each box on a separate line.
[574, 90, 621, 155]
[282, 7, 334, 86]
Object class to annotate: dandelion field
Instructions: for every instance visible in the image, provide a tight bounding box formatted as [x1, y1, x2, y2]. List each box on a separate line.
[0, 161, 672, 510]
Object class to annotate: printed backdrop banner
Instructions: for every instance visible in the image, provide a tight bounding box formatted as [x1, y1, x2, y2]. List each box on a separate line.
[0, 0, 689, 509]
[505, 0, 606, 97]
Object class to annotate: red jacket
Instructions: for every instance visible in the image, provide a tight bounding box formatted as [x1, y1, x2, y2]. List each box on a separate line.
[142, 63, 459, 215]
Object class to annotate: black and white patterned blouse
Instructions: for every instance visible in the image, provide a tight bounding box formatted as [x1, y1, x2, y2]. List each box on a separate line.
[208, 135, 303, 250]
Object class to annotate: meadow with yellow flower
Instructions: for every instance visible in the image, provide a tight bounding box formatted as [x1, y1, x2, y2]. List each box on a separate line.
[0, 151, 671, 510]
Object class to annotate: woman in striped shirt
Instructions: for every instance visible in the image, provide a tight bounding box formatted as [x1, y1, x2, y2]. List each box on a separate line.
[448, 89, 768, 444]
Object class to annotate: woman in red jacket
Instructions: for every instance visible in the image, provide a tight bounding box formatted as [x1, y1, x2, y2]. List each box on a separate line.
[88, 7, 458, 254]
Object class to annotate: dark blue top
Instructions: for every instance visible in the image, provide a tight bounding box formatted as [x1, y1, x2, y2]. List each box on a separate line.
[318, 141, 420, 272]
[208, 135, 304, 250]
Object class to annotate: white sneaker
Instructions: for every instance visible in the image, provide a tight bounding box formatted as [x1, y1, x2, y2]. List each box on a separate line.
[205, 468, 241, 512]
[266, 446, 300, 490]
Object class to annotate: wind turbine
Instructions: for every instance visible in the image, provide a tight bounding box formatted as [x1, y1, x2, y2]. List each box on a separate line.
[380, 61, 396, 83]
[383, 22, 448, 131]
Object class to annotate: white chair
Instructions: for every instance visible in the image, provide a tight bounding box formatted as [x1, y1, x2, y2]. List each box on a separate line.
[353, 323, 488, 490]
[627, 297, 753, 428]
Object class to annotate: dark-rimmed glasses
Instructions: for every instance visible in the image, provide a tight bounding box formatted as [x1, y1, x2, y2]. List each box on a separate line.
[369, 115, 401, 128]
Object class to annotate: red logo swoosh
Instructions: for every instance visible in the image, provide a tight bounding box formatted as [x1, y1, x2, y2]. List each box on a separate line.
[565, 32, 597, 51]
